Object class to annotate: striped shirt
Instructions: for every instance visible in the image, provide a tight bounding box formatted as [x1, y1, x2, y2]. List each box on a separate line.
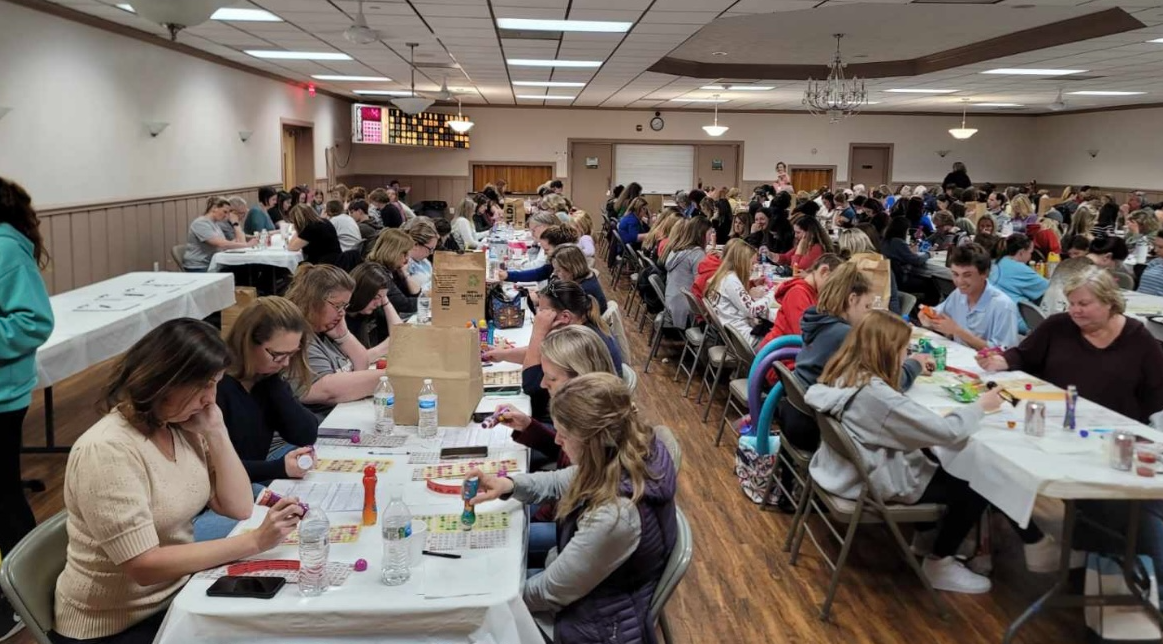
[1138, 258, 1163, 296]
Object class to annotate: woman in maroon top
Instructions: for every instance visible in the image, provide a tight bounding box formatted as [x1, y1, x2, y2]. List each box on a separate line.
[977, 267, 1163, 572]
[977, 266, 1163, 423]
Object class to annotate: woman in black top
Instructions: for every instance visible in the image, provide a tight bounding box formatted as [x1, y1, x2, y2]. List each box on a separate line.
[346, 263, 403, 347]
[367, 228, 422, 317]
[287, 204, 342, 265]
[268, 190, 291, 224]
[194, 297, 320, 541]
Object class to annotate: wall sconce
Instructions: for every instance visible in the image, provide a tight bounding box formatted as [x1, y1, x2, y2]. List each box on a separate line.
[145, 121, 169, 137]
[936, 150, 951, 158]
[0, 107, 11, 121]
[1087, 149, 1100, 158]
[239, 130, 253, 143]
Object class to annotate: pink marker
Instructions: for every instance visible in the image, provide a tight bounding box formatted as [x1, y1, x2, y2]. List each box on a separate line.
[481, 406, 510, 428]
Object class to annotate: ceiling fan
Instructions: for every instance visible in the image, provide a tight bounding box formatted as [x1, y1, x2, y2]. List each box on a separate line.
[342, 0, 386, 45]
[429, 76, 474, 102]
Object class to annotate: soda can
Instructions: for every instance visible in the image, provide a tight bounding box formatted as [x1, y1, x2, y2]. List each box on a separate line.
[1110, 432, 1135, 471]
[918, 338, 933, 354]
[1024, 402, 1046, 437]
[933, 345, 947, 371]
[461, 476, 479, 531]
[1063, 384, 1078, 431]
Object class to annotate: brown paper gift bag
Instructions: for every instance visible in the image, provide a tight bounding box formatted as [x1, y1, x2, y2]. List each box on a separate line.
[431, 251, 488, 327]
[504, 198, 527, 228]
[384, 324, 484, 427]
[849, 252, 892, 306]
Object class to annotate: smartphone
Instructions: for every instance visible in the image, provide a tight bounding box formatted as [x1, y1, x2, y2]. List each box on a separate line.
[483, 386, 523, 396]
[317, 427, 359, 440]
[440, 446, 489, 459]
[206, 575, 285, 599]
[471, 411, 491, 423]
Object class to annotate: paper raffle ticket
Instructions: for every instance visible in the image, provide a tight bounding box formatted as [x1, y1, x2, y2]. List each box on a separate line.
[317, 433, 408, 448]
[315, 458, 393, 473]
[194, 560, 354, 586]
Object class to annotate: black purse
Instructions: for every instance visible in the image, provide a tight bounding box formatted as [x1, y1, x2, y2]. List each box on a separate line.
[486, 283, 525, 329]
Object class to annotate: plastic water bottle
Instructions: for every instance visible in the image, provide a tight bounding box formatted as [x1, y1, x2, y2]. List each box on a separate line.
[373, 376, 395, 434]
[418, 379, 438, 439]
[259, 229, 269, 248]
[380, 490, 413, 586]
[417, 295, 431, 324]
[298, 507, 331, 597]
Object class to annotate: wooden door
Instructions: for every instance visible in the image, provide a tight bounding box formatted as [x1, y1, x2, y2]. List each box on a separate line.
[282, 127, 296, 190]
[569, 142, 613, 220]
[791, 167, 834, 194]
[471, 164, 553, 194]
[695, 144, 740, 192]
[848, 144, 892, 189]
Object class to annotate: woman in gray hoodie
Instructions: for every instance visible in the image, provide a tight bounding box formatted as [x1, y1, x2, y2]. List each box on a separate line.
[805, 311, 1055, 595]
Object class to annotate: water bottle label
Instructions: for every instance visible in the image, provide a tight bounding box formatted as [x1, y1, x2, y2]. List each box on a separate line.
[419, 399, 436, 410]
[382, 396, 394, 406]
[395, 522, 412, 539]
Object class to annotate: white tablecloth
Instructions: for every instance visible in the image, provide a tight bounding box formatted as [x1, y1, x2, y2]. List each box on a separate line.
[158, 437, 540, 644]
[1123, 290, 1163, 325]
[919, 251, 952, 280]
[208, 247, 303, 273]
[35, 272, 235, 387]
[904, 329, 1163, 527]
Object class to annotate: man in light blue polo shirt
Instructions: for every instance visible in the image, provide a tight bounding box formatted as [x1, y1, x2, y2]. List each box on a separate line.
[922, 242, 1018, 350]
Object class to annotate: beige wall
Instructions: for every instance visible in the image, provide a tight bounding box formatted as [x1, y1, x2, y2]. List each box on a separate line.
[347, 106, 1039, 187]
[1033, 106, 1163, 190]
[0, 2, 350, 209]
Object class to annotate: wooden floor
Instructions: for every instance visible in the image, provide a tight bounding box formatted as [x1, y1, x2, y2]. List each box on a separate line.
[12, 267, 1084, 644]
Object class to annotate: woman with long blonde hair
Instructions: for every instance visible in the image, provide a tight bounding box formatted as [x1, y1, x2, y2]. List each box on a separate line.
[1009, 194, 1036, 233]
[367, 228, 421, 317]
[807, 310, 1052, 594]
[707, 240, 768, 347]
[642, 209, 680, 258]
[568, 209, 597, 258]
[466, 372, 677, 643]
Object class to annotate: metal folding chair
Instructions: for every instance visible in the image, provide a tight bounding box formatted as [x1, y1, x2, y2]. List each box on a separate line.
[0, 512, 69, 644]
[672, 289, 707, 395]
[769, 362, 817, 542]
[649, 506, 694, 644]
[1017, 300, 1046, 333]
[644, 273, 683, 374]
[696, 298, 739, 423]
[788, 413, 950, 621]
[716, 324, 757, 446]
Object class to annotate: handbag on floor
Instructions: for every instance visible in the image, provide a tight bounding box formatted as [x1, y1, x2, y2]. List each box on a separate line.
[735, 431, 782, 505]
[1085, 553, 1161, 644]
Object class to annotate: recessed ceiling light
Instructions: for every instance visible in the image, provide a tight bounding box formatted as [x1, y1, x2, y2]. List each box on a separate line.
[246, 50, 352, 61]
[353, 90, 413, 96]
[982, 68, 1086, 76]
[117, 4, 282, 21]
[700, 85, 775, 91]
[506, 59, 602, 68]
[975, 102, 1024, 107]
[865, 101, 882, 105]
[312, 75, 391, 82]
[669, 98, 729, 103]
[512, 81, 586, 88]
[497, 18, 631, 33]
[884, 89, 958, 94]
[516, 94, 576, 100]
[1068, 90, 1146, 96]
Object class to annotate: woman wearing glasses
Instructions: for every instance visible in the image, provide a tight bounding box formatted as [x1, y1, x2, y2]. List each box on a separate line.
[286, 264, 389, 418]
[402, 217, 440, 293]
[193, 297, 321, 541]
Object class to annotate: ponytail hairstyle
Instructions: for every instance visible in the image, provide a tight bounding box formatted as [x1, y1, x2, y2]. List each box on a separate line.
[541, 325, 617, 381]
[540, 279, 608, 334]
[0, 177, 49, 268]
[550, 372, 659, 520]
[204, 195, 231, 214]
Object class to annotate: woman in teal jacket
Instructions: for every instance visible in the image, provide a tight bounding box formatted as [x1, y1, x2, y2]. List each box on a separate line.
[988, 233, 1048, 334]
[0, 178, 55, 566]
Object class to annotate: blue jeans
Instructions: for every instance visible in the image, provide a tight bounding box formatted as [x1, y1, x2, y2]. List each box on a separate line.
[192, 444, 297, 541]
[527, 504, 557, 569]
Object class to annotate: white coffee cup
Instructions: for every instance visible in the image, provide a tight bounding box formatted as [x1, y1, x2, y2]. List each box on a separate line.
[407, 519, 428, 566]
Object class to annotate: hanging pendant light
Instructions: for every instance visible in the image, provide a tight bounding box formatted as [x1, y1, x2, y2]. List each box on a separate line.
[702, 95, 728, 136]
[392, 43, 435, 115]
[949, 98, 978, 140]
[446, 98, 474, 133]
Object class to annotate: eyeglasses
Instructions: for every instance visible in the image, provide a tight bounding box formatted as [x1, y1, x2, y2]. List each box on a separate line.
[416, 241, 437, 256]
[325, 298, 350, 313]
[264, 346, 300, 362]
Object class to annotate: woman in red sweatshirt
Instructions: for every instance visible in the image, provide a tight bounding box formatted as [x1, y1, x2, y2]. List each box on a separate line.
[761, 253, 843, 345]
[778, 215, 836, 272]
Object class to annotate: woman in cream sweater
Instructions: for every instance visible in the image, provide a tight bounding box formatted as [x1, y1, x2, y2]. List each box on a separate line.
[52, 320, 303, 644]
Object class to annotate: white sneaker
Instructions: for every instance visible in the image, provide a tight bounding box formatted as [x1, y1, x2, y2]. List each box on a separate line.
[965, 553, 993, 577]
[923, 556, 993, 594]
[1024, 535, 1061, 573]
[911, 528, 938, 557]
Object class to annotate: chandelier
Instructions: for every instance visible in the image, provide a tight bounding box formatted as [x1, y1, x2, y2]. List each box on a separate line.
[803, 34, 866, 123]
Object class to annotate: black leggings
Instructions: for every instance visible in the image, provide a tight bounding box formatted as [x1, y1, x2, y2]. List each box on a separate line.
[0, 407, 36, 557]
[50, 611, 166, 644]
[918, 467, 1043, 557]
